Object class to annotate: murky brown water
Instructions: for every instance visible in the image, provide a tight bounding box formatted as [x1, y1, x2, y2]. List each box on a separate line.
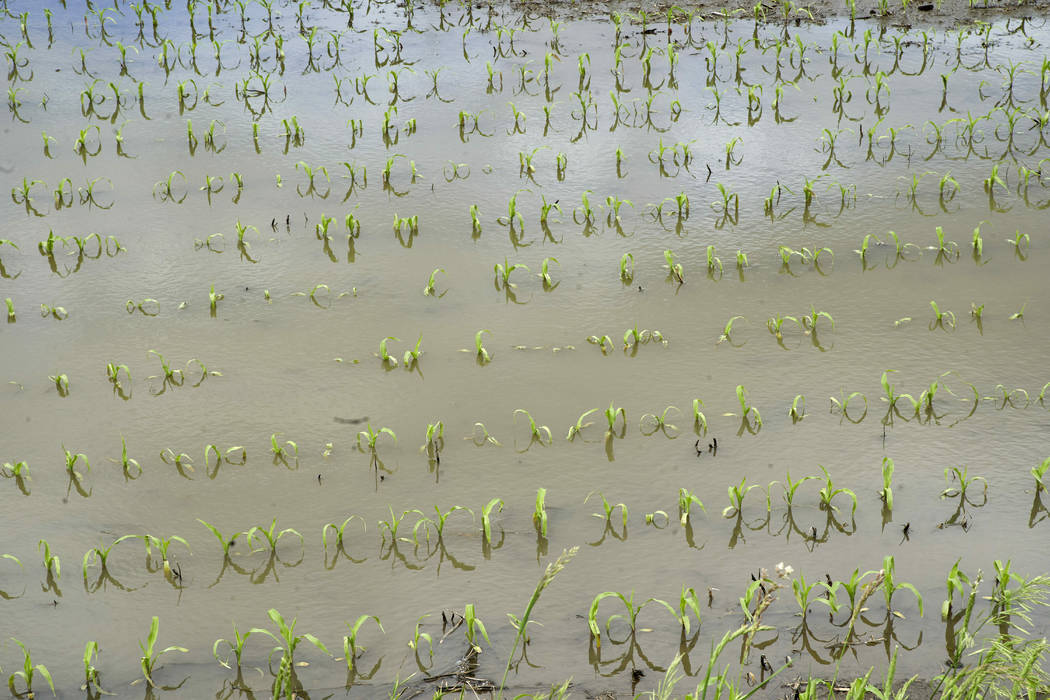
[2, 0, 1050, 697]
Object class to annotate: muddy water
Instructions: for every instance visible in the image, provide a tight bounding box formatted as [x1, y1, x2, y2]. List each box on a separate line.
[2, 0, 1050, 697]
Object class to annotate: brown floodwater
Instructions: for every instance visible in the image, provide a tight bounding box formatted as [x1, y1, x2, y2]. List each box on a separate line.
[1, 0, 1049, 697]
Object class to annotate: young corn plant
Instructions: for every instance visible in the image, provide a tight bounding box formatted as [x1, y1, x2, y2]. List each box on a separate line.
[514, 409, 553, 446]
[253, 609, 331, 699]
[343, 615, 384, 674]
[39, 539, 61, 587]
[881, 555, 924, 618]
[63, 446, 91, 485]
[321, 515, 366, 556]
[82, 535, 141, 585]
[481, 498, 504, 548]
[533, 488, 549, 538]
[463, 603, 491, 652]
[213, 625, 253, 672]
[941, 465, 988, 503]
[731, 385, 763, 427]
[83, 641, 103, 695]
[357, 424, 396, 454]
[209, 284, 224, 315]
[619, 253, 634, 283]
[789, 395, 806, 422]
[7, 640, 55, 698]
[378, 336, 400, 367]
[930, 300, 957, 330]
[639, 406, 681, 437]
[880, 457, 895, 510]
[718, 315, 746, 345]
[678, 488, 706, 525]
[422, 268, 445, 297]
[537, 257, 559, 289]
[692, 399, 709, 435]
[586, 491, 629, 538]
[801, 306, 835, 334]
[270, 433, 299, 462]
[494, 257, 529, 290]
[475, 329, 492, 364]
[566, 408, 599, 441]
[247, 519, 304, 556]
[722, 478, 768, 518]
[604, 402, 627, 438]
[817, 465, 858, 516]
[139, 616, 188, 687]
[144, 535, 190, 582]
[1033, 457, 1050, 493]
[663, 249, 684, 284]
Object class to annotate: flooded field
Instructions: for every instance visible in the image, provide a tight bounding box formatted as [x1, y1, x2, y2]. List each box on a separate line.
[2, 0, 1050, 697]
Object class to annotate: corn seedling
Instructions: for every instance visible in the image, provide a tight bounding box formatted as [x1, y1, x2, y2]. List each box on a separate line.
[537, 257, 559, 288]
[252, 609, 331, 698]
[40, 305, 68, 321]
[270, 433, 299, 461]
[495, 257, 529, 290]
[322, 515, 366, 553]
[49, 373, 70, 395]
[247, 518, 304, 555]
[566, 408, 599, 441]
[706, 245, 724, 275]
[461, 603, 491, 652]
[139, 616, 188, 687]
[475, 329, 492, 363]
[423, 268, 445, 296]
[767, 314, 800, 340]
[209, 284, 224, 314]
[882, 555, 924, 618]
[604, 402, 627, 437]
[619, 253, 634, 283]
[357, 424, 396, 453]
[378, 336, 400, 367]
[213, 625, 253, 671]
[640, 406, 681, 436]
[663, 249, 684, 284]
[930, 300, 956, 329]
[587, 491, 629, 534]
[881, 370, 918, 414]
[718, 316, 747, 345]
[817, 465, 858, 516]
[466, 422, 501, 447]
[941, 465, 987, 502]
[63, 446, 90, 484]
[481, 498, 504, 546]
[722, 478, 769, 518]
[83, 641, 102, 694]
[1010, 302, 1028, 321]
[880, 458, 895, 510]
[678, 488, 706, 525]
[1033, 458, 1050, 493]
[38, 539, 60, 586]
[587, 590, 673, 650]
[533, 488, 549, 537]
[514, 409, 553, 446]
[7, 640, 55, 698]
[790, 394, 806, 422]
[731, 385, 763, 427]
[407, 615, 433, 663]
[343, 615, 384, 673]
[801, 306, 835, 333]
